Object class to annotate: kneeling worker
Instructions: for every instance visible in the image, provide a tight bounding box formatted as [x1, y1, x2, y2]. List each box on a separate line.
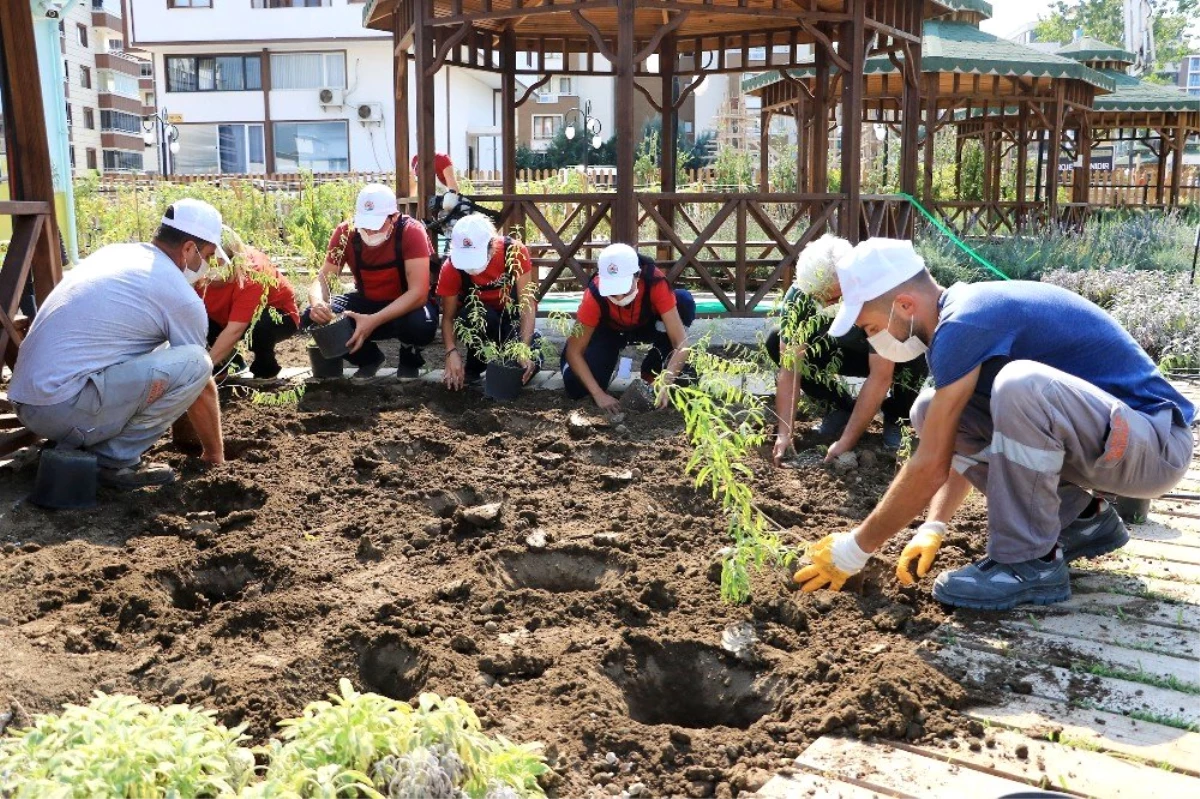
[767, 234, 927, 465]
[303, 183, 438, 378]
[562, 243, 694, 415]
[437, 214, 543, 390]
[794, 238, 1194, 610]
[198, 227, 300, 380]
[8, 199, 227, 486]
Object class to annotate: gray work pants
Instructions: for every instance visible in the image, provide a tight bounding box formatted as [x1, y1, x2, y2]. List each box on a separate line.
[13, 345, 211, 469]
[911, 360, 1193, 563]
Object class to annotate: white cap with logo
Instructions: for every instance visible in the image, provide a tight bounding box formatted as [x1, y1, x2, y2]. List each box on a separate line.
[161, 198, 229, 263]
[596, 243, 640, 297]
[354, 183, 399, 231]
[449, 214, 496, 275]
[828, 238, 927, 338]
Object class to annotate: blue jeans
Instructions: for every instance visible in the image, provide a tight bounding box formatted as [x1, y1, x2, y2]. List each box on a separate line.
[562, 289, 696, 398]
[13, 345, 211, 469]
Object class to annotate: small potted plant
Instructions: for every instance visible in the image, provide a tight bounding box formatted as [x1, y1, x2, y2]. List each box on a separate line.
[479, 339, 546, 401]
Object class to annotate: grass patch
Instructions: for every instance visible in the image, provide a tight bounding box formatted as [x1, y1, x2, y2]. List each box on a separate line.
[1072, 660, 1200, 696]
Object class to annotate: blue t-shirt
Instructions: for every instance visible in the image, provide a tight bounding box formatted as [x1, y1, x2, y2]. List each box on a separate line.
[929, 281, 1194, 427]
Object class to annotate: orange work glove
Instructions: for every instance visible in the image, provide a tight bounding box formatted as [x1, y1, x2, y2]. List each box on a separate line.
[896, 522, 946, 586]
[794, 531, 871, 593]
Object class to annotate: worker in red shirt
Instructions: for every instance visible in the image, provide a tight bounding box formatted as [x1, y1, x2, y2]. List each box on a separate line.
[196, 227, 299, 379]
[562, 243, 695, 415]
[437, 214, 543, 390]
[411, 153, 460, 193]
[303, 183, 438, 378]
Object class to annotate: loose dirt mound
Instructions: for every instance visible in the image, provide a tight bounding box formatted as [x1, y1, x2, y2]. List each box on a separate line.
[0, 379, 988, 797]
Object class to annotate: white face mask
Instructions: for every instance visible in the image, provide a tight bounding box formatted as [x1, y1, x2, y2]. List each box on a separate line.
[359, 229, 389, 247]
[183, 246, 210, 286]
[609, 284, 638, 307]
[868, 302, 928, 363]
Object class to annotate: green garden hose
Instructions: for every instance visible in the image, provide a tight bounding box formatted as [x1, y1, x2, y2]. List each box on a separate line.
[898, 193, 1010, 281]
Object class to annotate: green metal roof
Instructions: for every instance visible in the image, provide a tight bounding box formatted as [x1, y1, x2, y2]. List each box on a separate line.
[1055, 37, 1135, 65]
[937, 0, 993, 19]
[1091, 68, 1200, 114]
[741, 20, 1114, 94]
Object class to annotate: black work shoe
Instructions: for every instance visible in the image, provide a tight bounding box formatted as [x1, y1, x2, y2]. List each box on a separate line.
[1059, 499, 1129, 562]
[352, 350, 387, 379]
[882, 420, 904, 451]
[817, 408, 852, 439]
[98, 462, 176, 489]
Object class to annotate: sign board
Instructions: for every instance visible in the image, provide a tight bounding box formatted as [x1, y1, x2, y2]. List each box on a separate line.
[1059, 147, 1115, 172]
[167, 113, 184, 124]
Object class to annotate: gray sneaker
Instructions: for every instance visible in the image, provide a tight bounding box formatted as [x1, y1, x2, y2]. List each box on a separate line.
[932, 548, 1070, 611]
[1058, 499, 1128, 562]
[98, 462, 176, 489]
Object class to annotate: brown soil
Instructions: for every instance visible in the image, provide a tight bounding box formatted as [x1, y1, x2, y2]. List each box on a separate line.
[0, 373, 991, 798]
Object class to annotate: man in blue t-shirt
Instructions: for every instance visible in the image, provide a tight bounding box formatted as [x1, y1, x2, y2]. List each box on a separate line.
[792, 238, 1195, 611]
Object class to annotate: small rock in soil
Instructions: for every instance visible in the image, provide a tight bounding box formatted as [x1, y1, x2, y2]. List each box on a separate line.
[619, 380, 656, 413]
[1014, 744, 1029, 760]
[592, 532, 625, 549]
[355, 536, 384, 561]
[872, 604, 913, 632]
[832, 451, 858, 472]
[859, 449, 878, 469]
[462, 502, 502, 527]
[627, 783, 647, 798]
[484, 621, 499, 633]
[568, 411, 594, 439]
[605, 752, 619, 765]
[600, 470, 635, 490]
[436, 579, 471, 601]
[526, 529, 549, 549]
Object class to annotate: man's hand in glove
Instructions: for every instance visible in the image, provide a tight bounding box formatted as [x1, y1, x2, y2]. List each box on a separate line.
[794, 531, 871, 592]
[896, 521, 946, 586]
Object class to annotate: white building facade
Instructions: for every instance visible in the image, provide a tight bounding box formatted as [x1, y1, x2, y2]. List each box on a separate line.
[125, 0, 503, 175]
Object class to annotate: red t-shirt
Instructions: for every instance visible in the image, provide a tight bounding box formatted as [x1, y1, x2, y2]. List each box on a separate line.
[576, 268, 677, 330]
[198, 248, 300, 328]
[326, 218, 433, 302]
[412, 153, 454, 184]
[437, 237, 532, 312]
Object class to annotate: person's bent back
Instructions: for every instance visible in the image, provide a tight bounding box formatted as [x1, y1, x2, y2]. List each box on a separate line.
[8, 198, 227, 489]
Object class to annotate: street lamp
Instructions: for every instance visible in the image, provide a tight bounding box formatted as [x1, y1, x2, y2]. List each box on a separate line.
[562, 99, 603, 176]
[143, 108, 180, 175]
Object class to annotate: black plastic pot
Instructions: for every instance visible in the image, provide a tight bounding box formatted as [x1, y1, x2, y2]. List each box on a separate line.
[310, 317, 354, 358]
[29, 448, 98, 510]
[1115, 495, 1152, 524]
[484, 361, 525, 401]
[307, 344, 345, 379]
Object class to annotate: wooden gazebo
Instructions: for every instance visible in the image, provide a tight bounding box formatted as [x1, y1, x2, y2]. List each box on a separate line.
[363, 0, 950, 316]
[1, 2, 63, 456]
[1056, 37, 1200, 209]
[745, 4, 1114, 236]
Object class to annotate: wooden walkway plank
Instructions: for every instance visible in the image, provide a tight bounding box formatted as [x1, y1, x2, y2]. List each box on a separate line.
[751, 770, 893, 799]
[1123, 538, 1200, 565]
[1125, 519, 1200, 550]
[1072, 571, 1200, 604]
[795, 736, 1033, 799]
[1003, 612, 1200, 660]
[1076, 554, 1200, 586]
[1052, 592, 1200, 632]
[935, 647, 1200, 728]
[965, 693, 1200, 777]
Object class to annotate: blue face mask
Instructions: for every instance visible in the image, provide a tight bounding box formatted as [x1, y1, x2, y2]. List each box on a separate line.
[868, 302, 928, 363]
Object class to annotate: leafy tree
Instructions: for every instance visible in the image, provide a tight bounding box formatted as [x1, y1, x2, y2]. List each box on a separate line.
[1033, 0, 1198, 82]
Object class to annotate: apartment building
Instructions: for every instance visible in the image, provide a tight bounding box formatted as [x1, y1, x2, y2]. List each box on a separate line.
[1179, 52, 1200, 97]
[125, 0, 505, 175]
[60, 0, 152, 175]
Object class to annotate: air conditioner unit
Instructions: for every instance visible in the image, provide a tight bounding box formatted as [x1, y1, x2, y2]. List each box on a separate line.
[318, 87, 344, 107]
[357, 102, 384, 123]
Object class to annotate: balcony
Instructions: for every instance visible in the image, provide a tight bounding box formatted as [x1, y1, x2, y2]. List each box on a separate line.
[91, 1, 122, 34]
[95, 52, 145, 77]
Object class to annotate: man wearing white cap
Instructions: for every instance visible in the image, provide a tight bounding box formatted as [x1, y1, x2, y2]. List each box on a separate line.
[304, 183, 437, 377]
[436, 214, 543, 389]
[793, 238, 1194, 610]
[9, 198, 228, 488]
[562, 243, 695, 414]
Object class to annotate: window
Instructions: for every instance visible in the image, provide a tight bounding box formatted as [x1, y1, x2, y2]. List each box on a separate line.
[145, 91, 156, 106]
[77, 24, 88, 48]
[80, 66, 92, 89]
[558, 77, 573, 95]
[86, 148, 98, 170]
[273, 121, 349, 172]
[58, 20, 65, 38]
[103, 150, 144, 172]
[140, 61, 153, 77]
[166, 55, 261, 92]
[107, 39, 123, 52]
[63, 61, 69, 81]
[269, 52, 345, 90]
[1189, 72, 1200, 87]
[174, 123, 267, 175]
[1190, 56, 1200, 71]
[98, 69, 140, 98]
[83, 108, 95, 129]
[252, 1, 331, 7]
[168, 1, 213, 7]
[70, 147, 76, 170]
[531, 115, 560, 140]
[101, 109, 141, 134]
[65, 102, 72, 128]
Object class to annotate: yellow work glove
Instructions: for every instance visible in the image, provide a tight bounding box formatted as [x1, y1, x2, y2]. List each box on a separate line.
[794, 531, 871, 593]
[896, 521, 946, 586]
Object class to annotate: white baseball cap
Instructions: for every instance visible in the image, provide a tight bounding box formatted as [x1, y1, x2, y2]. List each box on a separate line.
[596, 243, 640, 296]
[161, 198, 229, 263]
[354, 183, 398, 231]
[449, 214, 495, 275]
[828, 238, 927, 338]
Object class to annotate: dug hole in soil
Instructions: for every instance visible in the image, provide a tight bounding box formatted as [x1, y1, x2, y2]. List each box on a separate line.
[0, 344, 994, 798]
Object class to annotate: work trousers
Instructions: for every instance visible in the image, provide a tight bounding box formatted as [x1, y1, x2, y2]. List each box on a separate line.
[910, 360, 1192, 563]
[301, 291, 439, 368]
[561, 289, 696, 399]
[13, 345, 211, 469]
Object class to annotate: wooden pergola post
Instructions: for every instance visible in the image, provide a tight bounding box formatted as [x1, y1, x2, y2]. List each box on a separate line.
[839, 0, 867, 240]
[500, 29, 517, 203]
[811, 33, 831, 198]
[1016, 102, 1029, 224]
[394, 14, 411, 201]
[899, 42, 921, 202]
[1047, 85, 1065, 223]
[413, 0, 436, 211]
[759, 111, 771, 191]
[1169, 124, 1185, 206]
[658, 34, 678, 264]
[922, 74, 938, 205]
[1073, 115, 1092, 207]
[796, 94, 808, 193]
[612, 0, 637, 243]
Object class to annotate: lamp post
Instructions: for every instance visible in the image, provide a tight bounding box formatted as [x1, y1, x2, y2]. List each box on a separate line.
[143, 108, 180, 175]
[563, 99, 603, 177]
